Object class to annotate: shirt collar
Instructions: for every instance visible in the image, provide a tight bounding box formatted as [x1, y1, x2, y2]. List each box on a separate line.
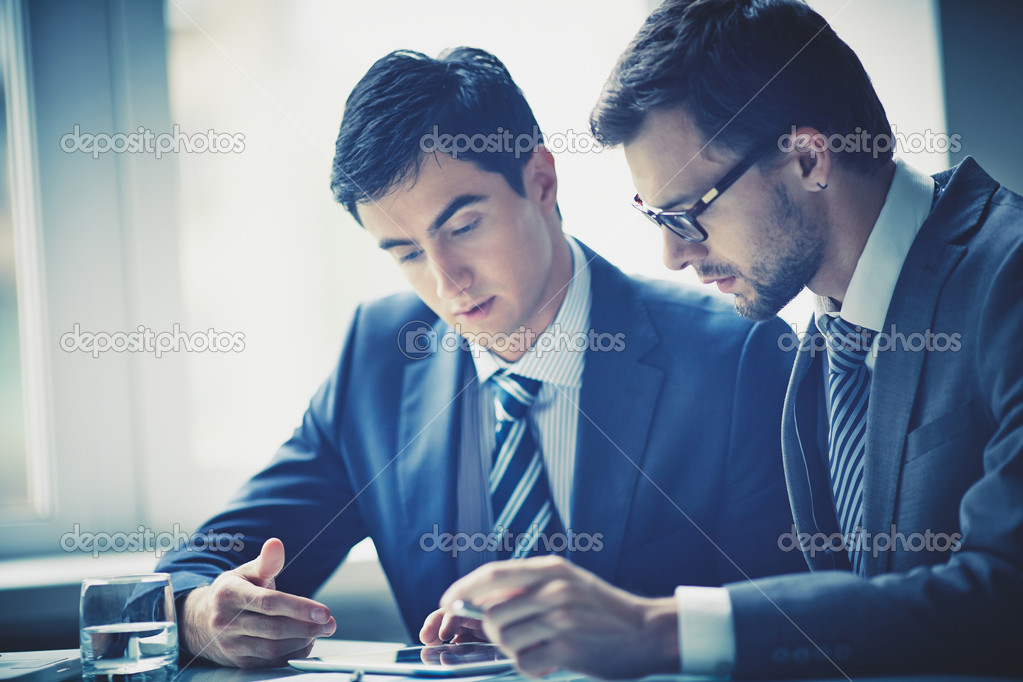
[471, 236, 590, 389]
[815, 159, 935, 332]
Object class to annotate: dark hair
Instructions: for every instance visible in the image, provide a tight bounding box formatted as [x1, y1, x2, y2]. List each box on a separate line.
[331, 47, 544, 222]
[590, 0, 893, 173]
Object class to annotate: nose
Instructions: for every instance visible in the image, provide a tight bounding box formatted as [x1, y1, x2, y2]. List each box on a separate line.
[661, 228, 708, 271]
[429, 251, 473, 301]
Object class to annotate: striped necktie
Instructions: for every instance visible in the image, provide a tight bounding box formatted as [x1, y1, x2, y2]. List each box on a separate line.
[488, 371, 564, 559]
[819, 315, 875, 574]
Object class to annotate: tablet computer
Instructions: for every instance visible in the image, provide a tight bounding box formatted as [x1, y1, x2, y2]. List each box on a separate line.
[0, 650, 81, 682]
[289, 643, 512, 677]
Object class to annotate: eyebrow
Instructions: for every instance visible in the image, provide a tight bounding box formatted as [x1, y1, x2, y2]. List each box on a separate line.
[377, 193, 487, 250]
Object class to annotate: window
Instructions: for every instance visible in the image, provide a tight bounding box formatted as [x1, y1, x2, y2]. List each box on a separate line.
[0, 36, 29, 514]
[0, 0, 53, 527]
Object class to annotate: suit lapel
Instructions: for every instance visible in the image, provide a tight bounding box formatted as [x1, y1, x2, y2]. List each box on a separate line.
[784, 317, 820, 527]
[784, 317, 845, 571]
[862, 235, 976, 574]
[569, 248, 663, 581]
[395, 321, 471, 617]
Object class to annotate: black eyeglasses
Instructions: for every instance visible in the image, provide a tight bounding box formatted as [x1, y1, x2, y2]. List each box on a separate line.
[632, 149, 763, 243]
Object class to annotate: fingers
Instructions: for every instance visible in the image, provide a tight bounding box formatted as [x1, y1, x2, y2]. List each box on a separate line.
[182, 541, 336, 668]
[230, 635, 318, 663]
[199, 606, 332, 667]
[451, 628, 489, 644]
[223, 573, 331, 623]
[419, 609, 446, 645]
[433, 558, 679, 680]
[226, 611, 336, 641]
[484, 578, 573, 634]
[441, 556, 573, 609]
[420, 608, 487, 645]
[233, 639, 316, 669]
[436, 612, 461, 642]
[438, 613, 481, 642]
[489, 605, 561, 655]
[202, 603, 331, 668]
[514, 641, 564, 679]
[235, 538, 286, 589]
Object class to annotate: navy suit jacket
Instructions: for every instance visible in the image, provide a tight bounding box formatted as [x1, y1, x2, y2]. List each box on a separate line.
[157, 244, 805, 639]
[727, 159, 1023, 678]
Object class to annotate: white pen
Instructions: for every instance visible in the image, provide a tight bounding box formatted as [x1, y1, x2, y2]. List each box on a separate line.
[450, 599, 485, 619]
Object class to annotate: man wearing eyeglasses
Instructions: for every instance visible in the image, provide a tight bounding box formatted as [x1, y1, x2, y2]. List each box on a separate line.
[440, 0, 1023, 678]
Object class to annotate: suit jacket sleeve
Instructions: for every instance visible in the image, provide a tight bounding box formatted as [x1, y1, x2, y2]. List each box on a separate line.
[725, 242, 1023, 678]
[155, 305, 371, 602]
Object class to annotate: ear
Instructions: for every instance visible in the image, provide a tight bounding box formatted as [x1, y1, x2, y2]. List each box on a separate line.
[782, 126, 831, 193]
[523, 146, 558, 214]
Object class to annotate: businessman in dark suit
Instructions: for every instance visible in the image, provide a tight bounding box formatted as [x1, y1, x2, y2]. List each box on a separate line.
[156, 47, 803, 668]
[441, 1, 1023, 679]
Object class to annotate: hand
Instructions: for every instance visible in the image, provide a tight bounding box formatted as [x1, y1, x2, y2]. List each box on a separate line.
[180, 538, 337, 668]
[440, 556, 679, 679]
[419, 607, 489, 645]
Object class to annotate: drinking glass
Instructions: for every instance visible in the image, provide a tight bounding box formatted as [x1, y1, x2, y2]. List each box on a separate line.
[80, 573, 178, 681]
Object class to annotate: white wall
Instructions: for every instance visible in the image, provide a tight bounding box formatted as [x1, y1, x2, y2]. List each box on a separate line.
[165, 0, 948, 532]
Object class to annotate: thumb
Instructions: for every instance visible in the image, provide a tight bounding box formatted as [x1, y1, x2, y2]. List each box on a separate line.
[237, 537, 285, 589]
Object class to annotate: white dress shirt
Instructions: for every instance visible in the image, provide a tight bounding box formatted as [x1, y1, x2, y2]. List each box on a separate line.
[674, 159, 937, 676]
[815, 158, 937, 370]
[455, 236, 590, 574]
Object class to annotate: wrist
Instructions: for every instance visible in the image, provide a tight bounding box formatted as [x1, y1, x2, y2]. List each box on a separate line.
[638, 596, 681, 675]
[180, 587, 211, 659]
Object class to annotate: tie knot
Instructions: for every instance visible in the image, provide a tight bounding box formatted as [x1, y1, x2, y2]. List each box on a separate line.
[819, 315, 875, 370]
[491, 372, 541, 421]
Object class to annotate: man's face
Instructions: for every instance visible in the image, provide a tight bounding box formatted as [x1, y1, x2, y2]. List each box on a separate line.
[624, 108, 824, 320]
[358, 150, 570, 356]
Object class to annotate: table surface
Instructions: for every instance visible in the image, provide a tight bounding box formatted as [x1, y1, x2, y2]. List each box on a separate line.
[17, 639, 1023, 682]
[172, 640, 1022, 682]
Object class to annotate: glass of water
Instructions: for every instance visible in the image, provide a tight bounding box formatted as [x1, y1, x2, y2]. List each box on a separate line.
[80, 573, 178, 681]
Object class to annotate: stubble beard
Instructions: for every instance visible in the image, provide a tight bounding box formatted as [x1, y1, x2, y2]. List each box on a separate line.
[732, 184, 824, 321]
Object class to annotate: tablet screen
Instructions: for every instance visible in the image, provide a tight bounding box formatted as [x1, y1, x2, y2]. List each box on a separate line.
[394, 643, 507, 665]
[290, 643, 512, 677]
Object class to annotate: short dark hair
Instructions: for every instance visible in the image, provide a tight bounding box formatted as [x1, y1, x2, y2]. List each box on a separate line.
[331, 47, 544, 222]
[590, 0, 893, 173]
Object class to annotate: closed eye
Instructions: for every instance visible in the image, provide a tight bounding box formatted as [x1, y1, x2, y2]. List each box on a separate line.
[451, 219, 479, 237]
[398, 249, 424, 264]
[394, 219, 478, 265]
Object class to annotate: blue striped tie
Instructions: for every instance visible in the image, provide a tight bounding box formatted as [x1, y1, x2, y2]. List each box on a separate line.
[488, 371, 564, 559]
[820, 315, 875, 574]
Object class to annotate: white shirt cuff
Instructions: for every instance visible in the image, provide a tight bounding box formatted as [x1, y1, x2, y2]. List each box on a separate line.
[675, 585, 736, 676]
